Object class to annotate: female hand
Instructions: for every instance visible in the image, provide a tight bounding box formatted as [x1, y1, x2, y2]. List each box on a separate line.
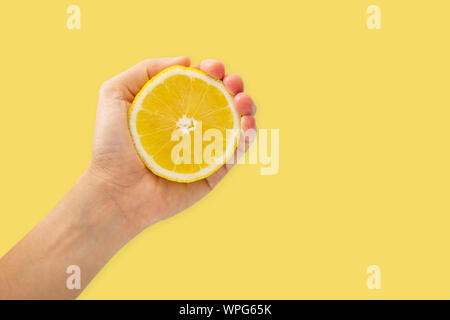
[89, 57, 257, 233]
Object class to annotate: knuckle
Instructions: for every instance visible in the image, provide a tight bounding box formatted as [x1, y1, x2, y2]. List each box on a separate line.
[99, 79, 127, 101]
[99, 80, 114, 94]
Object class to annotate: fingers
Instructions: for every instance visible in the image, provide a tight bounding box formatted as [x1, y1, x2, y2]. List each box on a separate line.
[195, 59, 257, 190]
[196, 59, 256, 135]
[195, 59, 244, 94]
[234, 93, 256, 115]
[103, 56, 191, 100]
[199, 59, 225, 79]
[196, 59, 255, 114]
[223, 74, 244, 95]
[196, 58, 256, 145]
[233, 92, 257, 138]
[241, 115, 256, 132]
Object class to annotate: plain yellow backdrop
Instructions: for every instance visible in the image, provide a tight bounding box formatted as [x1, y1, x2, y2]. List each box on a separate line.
[0, 0, 449, 299]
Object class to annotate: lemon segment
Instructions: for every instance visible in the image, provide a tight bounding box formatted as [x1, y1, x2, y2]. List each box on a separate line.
[128, 66, 240, 182]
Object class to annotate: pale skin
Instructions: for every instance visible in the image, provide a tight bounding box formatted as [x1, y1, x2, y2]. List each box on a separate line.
[0, 57, 257, 299]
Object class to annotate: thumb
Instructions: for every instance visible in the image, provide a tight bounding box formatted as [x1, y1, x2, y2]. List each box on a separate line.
[103, 56, 191, 101]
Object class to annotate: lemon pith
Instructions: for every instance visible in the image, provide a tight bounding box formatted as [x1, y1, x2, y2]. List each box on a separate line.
[128, 66, 240, 183]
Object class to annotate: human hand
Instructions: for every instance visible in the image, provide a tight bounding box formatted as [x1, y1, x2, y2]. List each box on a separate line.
[0, 57, 257, 299]
[89, 57, 257, 235]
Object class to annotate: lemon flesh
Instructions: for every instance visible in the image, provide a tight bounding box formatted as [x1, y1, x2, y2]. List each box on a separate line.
[128, 66, 240, 183]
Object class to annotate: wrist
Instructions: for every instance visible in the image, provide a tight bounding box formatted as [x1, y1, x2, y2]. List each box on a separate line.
[72, 168, 141, 247]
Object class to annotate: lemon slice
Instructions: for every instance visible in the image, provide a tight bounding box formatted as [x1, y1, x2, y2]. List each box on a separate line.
[128, 66, 240, 183]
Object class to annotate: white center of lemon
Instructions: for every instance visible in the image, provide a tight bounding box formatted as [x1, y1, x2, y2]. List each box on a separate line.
[176, 114, 198, 134]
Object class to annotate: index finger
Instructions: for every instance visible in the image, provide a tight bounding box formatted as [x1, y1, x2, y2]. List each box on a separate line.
[107, 56, 191, 99]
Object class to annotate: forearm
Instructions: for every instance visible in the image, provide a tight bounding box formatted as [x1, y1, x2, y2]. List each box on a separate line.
[0, 170, 136, 299]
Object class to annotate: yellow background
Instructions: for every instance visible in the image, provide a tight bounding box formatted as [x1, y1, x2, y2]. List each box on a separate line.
[0, 0, 449, 299]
